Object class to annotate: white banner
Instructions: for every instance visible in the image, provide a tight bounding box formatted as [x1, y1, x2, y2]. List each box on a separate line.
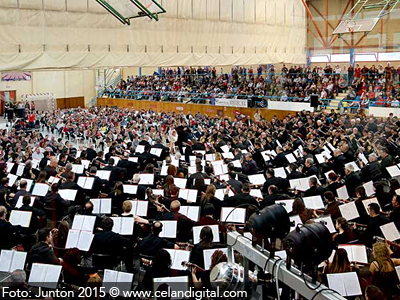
[369, 107, 400, 118]
[215, 98, 248, 108]
[267, 100, 313, 112]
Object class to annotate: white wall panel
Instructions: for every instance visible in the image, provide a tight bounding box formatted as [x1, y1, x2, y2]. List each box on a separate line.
[266, 0, 275, 25]
[206, 0, 219, 21]
[33, 71, 65, 98]
[162, 0, 178, 18]
[255, 0, 266, 23]
[193, 0, 206, 20]
[0, 0, 17, 8]
[88, 0, 106, 13]
[220, 0, 233, 22]
[178, 0, 192, 19]
[233, 0, 243, 23]
[44, 0, 65, 11]
[245, 0, 255, 23]
[285, 0, 294, 26]
[19, 0, 42, 10]
[275, 0, 284, 25]
[66, 0, 87, 12]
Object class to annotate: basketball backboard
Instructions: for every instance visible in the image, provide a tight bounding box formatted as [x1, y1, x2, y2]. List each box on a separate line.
[332, 18, 380, 35]
[95, 0, 166, 24]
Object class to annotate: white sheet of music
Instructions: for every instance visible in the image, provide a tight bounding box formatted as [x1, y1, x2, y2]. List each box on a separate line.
[193, 225, 220, 244]
[315, 153, 328, 164]
[7, 174, 18, 186]
[261, 151, 271, 161]
[0, 250, 27, 272]
[128, 157, 138, 163]
[345, 161, 360, 172]
[397, 188, 400, 196]
[387, 165, 400, 178]
[179, 206, 200, 222]
[336, 185, 349, 200]
[96, 170, 111, 181]
[72, 164, 84, 174]
[174, 178, 187, 189]
[149, 189, 164, 198]
[153, 276, 189, 300]
[213, 164, 227, 176]
[132, 200, 148, 217]
[160, 165, 168, 176]
[135, 145, 145, 154]
[218, 174, 229, 181]
[276, 200, 294, 213]
[205, 154, 215, 161]
[285, 153, 296, 163]
[221, 207, 246, 223]
[313, 215, 336, 233]
[159, 220, 178, 238]
[358, 153, 368, 165]
[77, 177, 95, 189]
[222, 152, 234, 159]
[211, 160, 224, 167]
[111, 217, 134, 235]
[116, 271, 134, 295]
[111, 156, 120, 166]
[338, 245, 368, 264]
[123, 184, 138, 195]
[72, 215, 96, 232]
[274, 167, 287, 179]
[16, 196, 35, 209]
[327, 272, 362, 296]
[231, 160, 242, 168]
[380, 222, 400, 242]
[6, 162, 14, 173]
[139, 174, 154, 185]
[188, 166, 196, 175]
[16, 164, 25, 176]
[290, 215, 303, 231]
[248, 174, 266, 185]
[339, 202, 359, 221]
[303, 196, 324, 210]
[150, 148, 162, 157]
[178, 189, 198, 202]
[29, 263, 62, 289]
[32, 183, 49, 197]
[220, 145, 230, 153]
[48, 176, 60, 184]
[362, 198, 380, 213]
[165, 249, 191, 270]
[9, 210, 32, 228]
[59, 189, 77, 201]
[19, 178, 33, 192]
[81, 160, 90, 169]
[324, 170, 334, 179]
[250, 189, 263, 199]
[203, 248, 228, 270]
[77, 230, 94, 251]
[215, 188, 234, 200]
[92, 198, 112, 214]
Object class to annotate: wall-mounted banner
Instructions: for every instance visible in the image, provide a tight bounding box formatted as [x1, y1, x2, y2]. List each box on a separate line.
[1, 72, 31, 81]
[215, 98, 247, 108]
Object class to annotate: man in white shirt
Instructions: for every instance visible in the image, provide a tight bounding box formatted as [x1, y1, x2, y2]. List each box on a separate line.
[32, 147, 43, 161]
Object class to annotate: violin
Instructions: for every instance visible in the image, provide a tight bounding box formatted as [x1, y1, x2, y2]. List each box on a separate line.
[176, 242, 194, 250]
[374, 236, 400, 250]
[181, 261, 206, 273]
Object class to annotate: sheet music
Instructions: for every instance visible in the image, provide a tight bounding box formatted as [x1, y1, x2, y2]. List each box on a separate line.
[203, 248, 228, 270]
[211, 160, 224, 167]
[221, 207, 246, 223]
[327, 274, 347, 296]
[250, 189, 263, 199]
[276, 199, 294, 213]
[48, 176, 60, 184]
[150, 148, 162, 157]
[72, 164, 84, 174]
[285, 153, 296, 163]
[315, 153, 330, 164]
[159, 221, 178, 238]
[358, 153, 368, 165]
[32, 183, 49, 197]
[231, 160, 242, 168]
[9, 251, 27, 272]
[380, 222, 400, 242]
[130, 200, 148, 217]
[165, 249, 191, 270]
[395, 266, 400, 281]
[29, 264, 62, 289]
[327, 272, 362, 296]
[174, 178, 187, 189]
[77, 177, 95, 189]
[116, 271, 134, 296]
[110, 156, 120, 166]
[7, 174, 18, 186]
[135, 145, 145, 154]
[313, 215, 336, 233]
[215, 189, 234, 200]
[303, 196, 324, 210]
[324, 170, 334, 179]
[81, 160, 90, 169]
[16, 164, 25, 176]
[128, 157, 138, 163]
[32, 159, 40, 169]
[188, 166, 196, 175]
[213, 164, 228, 176]
[0, 250, 13, 272]
[261, 151, 271, 161]
[160, 165, 169, 176]
[273, 167, 287, 179]
[123, 184, 138, 195]
[338, 245, 368, 264]
[387, 165, 400, 178]
[9, 210, 32, 228]
[362, 198, 381, 213]
[336, 185, 349, 200]
[72, 215, 96, 232]
[397, 188, 400, 196]
[111, 217, 134, 235]
[59, 189, 77, 201]
[65, 229, 80, 249]
[222, 152, 234, 159]
[18, 178, 33, 192]
[289, 215, 303, 231]
[96, 170, 111, 180]
[193, 225, 220, 244]
[77, 230, 94, 251]
[339, 202, 359, 221]
[6, 162, 14, 173]
[248, 174, 266, 185]
[153, 276, 189, 300]
[218, 174, 229, 181]
[179, 206, 200, 222]
[178, 189, 198, 202]
[91, 198, 112, 214]
[16, 196, 35, 209]
[138, 174, 154, 185]
[221, 145, 230, 153]
[205, 154, 215, 161]
[345, 161, 360, 172]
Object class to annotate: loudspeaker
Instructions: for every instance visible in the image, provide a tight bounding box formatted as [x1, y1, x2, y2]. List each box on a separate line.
[310, 95, 319, 108]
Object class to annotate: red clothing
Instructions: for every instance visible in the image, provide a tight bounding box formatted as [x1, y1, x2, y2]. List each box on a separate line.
[28, 114, 35, 123]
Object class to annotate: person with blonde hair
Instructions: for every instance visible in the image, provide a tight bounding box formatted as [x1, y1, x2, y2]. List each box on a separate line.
[200, 185, 221, 220]
[370, 242, 400, 298]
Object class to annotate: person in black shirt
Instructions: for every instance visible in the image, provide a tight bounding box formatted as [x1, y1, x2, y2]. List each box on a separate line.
[0, 205, 21, 249]
[139, 221, 178, 257]
[29, 228, 62, 265]
[242, 153, 258, 175]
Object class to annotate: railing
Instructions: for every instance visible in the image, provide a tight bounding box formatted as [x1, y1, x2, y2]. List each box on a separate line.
[97, 74, 122, 98]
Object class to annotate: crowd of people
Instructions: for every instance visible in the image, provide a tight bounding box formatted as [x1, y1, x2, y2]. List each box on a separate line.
[102, 64, 400, 109]
[1, 105, 400, 299]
